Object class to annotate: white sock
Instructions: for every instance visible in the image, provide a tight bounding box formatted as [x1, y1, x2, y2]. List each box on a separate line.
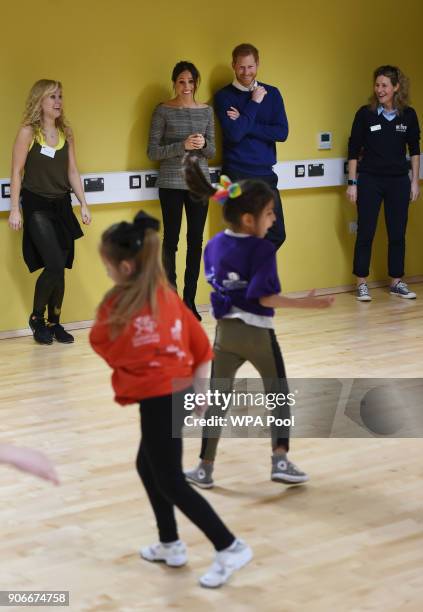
[162, 540, 179, 548]
[222, 539, 238, 553]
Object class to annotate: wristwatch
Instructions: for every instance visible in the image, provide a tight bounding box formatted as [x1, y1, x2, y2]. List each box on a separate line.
[348, 179, 358, 186]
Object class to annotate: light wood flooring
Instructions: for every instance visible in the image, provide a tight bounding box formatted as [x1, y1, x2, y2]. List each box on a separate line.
[0, 286, 422, 611]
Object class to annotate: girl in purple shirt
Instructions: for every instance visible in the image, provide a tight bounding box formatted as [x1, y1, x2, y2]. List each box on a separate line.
[184, 157, 334, 489]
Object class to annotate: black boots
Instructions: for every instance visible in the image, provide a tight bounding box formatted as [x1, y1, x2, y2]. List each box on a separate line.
[29, 316, 74, 344]
[49, 323, 74, 343]
[183, 297, 202, 321]
[29, 315, 53, 345]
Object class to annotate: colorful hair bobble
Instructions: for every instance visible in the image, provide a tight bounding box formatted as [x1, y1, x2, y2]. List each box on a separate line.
[219, 175, 232, 189]
[211, 175, 242, 204]
[228, 182, 242, 198]
[211, 189, 230, 204]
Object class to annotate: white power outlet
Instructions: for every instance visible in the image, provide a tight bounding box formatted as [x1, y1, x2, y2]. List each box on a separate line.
[349, 221, 358, 234]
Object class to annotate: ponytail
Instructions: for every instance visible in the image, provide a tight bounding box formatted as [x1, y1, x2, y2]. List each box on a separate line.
[184, 153, 217, 201]
[183, 155, 275, 227]
[99, 211, 167, 336]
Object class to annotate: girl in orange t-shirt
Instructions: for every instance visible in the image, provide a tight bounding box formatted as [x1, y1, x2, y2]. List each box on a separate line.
[90, 210, 252, 588]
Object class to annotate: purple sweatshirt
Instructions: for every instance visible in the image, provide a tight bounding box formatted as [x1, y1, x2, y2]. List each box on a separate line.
[204, 231, 281, 319]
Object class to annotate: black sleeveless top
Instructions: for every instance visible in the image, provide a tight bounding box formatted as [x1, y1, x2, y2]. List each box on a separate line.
[22, 130, 71, 198]
[20, 130, 83, 272]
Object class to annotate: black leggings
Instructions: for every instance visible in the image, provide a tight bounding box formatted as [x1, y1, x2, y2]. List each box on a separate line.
[27, 211, 69, 322]
[136, 391, 234, 550]
[158, 188, 208, 301]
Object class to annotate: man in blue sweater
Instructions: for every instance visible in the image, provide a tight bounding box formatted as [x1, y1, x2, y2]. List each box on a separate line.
[215, 43, 289, 248]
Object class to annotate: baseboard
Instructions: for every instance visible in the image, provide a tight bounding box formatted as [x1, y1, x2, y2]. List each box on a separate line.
[1, 276, 422, 340]
[0, 319, 94, 341]
[285, 275, 423, 298]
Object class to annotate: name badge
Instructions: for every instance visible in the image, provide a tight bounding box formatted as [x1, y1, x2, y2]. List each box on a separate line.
[40, 145, 56, 158]
[370, 124, 382, 132]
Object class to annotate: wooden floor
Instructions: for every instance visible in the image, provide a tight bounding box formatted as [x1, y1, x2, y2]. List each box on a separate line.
[1, 286, 422, 612]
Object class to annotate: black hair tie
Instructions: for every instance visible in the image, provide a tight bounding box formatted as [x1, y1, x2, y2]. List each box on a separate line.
[111, 212, 159, 253]
[112, 221, 133, 248]
[133, 210, 160, 233]
[128, 211, 160, 252]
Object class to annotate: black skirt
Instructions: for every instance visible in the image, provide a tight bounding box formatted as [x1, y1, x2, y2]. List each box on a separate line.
[21, 189, 84, 273]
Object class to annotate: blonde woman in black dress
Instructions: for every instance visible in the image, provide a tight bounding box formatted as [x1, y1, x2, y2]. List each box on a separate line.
[9, 79, 91, 344]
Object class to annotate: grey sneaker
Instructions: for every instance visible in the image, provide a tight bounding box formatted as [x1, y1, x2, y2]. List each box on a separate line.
[185, 461, 214, 489]
[271, 454, 309, 484]
[390, 281, 416, 299]
[356, 283, 372, 301]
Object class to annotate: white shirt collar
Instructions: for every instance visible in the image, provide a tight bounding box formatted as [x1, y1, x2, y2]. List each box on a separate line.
[224, 229, 251, 238]
[377, 105, 398, 118]
[232, 78, 258, 92]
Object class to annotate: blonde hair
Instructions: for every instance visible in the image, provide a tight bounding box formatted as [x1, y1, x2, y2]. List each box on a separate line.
[369, 65, 410, 113]
[22, 79, 69, 135]
[99, 213, 169, 337]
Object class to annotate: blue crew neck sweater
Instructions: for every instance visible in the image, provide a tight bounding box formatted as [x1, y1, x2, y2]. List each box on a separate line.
[214, 83, 288, 176]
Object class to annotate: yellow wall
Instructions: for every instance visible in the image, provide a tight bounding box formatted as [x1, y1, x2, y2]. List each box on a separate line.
[1, 0, 422, 331]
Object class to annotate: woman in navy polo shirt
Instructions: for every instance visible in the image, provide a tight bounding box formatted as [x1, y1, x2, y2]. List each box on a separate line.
[346, 65, 420, 301]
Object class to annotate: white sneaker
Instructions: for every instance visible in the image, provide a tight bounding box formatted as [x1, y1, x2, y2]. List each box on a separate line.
[199, 539, 253, 588]
[140, 540, 187, 567]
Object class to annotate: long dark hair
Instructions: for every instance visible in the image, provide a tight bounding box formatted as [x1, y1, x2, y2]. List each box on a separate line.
[172, 61, 201, 95]
[369, 65, 409, 112]
[184, 155, 274, 228]
[99, 211, 168, 336]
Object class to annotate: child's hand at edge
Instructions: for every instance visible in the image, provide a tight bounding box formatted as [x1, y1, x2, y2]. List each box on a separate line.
[0, 445, 60, 485]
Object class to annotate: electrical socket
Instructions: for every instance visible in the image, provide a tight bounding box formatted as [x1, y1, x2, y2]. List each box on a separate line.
[308, 163, 324, 177]
[349, 221, 357, 234]
[84, 177, 104, 192]
[145, 174, 158, 188]
[1, 183, 10, 198]
[295, 164, 305, 178]
[129, 175, 141, 189]
[209, 170, 221, 184]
